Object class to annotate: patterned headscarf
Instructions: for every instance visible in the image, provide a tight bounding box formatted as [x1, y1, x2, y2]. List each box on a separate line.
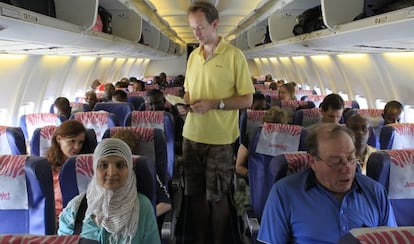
[86, 138, 139, 243]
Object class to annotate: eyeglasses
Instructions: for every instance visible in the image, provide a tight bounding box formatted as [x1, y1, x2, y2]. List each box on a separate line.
[314, 155, 358, 168]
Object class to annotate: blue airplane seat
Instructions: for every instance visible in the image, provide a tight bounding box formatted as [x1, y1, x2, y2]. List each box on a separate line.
[293, 108, 321, 127]
[103, 127, 169, 192]
[59, 154, 156, 209]
[30, 125, 97, 156]
[380, 123, 414, 150]
[0, 126, 27, 155]
[19, 113, 65, 141]
[367, 150, 414, 226]
[93, 102, 134, 125]
[0, 155, 55, 234]
[124, 111, 175, 178]
[70, 111, 119, 142]
[127, 95, 145, 110]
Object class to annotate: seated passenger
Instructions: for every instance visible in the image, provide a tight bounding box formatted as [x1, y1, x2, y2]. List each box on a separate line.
[278, 82, 296, 102]
[251, 93, 267, 110]
[46, 120, 86, 221]
[103, 83, 115, 102]
[130, 78, 145, 91]
[54, 97, 72, 119]
[346, 114, 377, 174]
[146, 89, 184, 155]
[235, 106, 288, 178]
[58, 138, 161, 243]
[264, 74, 273, 83]
[382, 100, 404, 125]
[85, 91, 98, 110]
[319, 93, 344, 124]
[115, 80, 129, 93]
[111, 130, 172, 218]
[268, 82, 278, 91]
[258, 123, 397, 243]
[112, 90, 128, 103]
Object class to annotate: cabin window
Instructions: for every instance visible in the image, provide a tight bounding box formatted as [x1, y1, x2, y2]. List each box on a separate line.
[313, 87, 321, 95]
[338, 92, 349, 101]
[0, 109, 8, 124]
[41, 97, 55, 113]
[325, 88, 333, 95]
[375, 99, 386, 109]
[355, 95, 368, 109]
[404, 105, 414, 123]
[18, 102, 35, 119]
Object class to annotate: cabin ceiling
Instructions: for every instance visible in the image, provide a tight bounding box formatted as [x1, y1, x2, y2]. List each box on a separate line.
[141, 0, 272, 44]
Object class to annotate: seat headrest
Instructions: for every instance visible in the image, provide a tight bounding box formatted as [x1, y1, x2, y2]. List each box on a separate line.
[255, 123, 302, 156]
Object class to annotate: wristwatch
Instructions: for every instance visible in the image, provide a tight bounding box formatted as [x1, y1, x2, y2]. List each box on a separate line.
[218, 99, 225, 109]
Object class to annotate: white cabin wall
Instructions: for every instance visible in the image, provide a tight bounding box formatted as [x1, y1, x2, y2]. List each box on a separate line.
[250, 53, 414, 108]
[145, 54, 187, 77]
[0, 54, 150, 126]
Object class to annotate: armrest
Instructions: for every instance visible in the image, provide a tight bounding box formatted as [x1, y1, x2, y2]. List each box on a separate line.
[243, 206, 260, 238]
[161, 209, 176, 243]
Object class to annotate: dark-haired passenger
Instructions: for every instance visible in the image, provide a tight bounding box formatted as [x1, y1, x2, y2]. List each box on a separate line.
[382, 100, 404, 125]
[54, 97, 72, 120]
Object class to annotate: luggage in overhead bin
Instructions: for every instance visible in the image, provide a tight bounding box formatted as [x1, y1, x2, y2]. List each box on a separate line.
[292, 5, 326, 36]
[98, 6, 112, 34]
[354, 0, 394, 20]
[8, 0, 56, 17]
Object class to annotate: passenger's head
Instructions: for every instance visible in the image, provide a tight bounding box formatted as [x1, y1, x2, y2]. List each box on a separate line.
[115, 81, 129, 90]
[345, 114, 369, 154]
[383, 100, 403, 125]
[306, 123, 356, 197]
[112, 90, 128, 103]
[146, 89, 165, 111]
[54, 97, 71, 119]
[131, 79, 145, 91]
[91, 79, 101, 90]
[47, 120, 87, 172]
[159, 72, 167, 82]
[85, 91, 98, 108]
[278, 82, 296, 101]
[251, 93, 267, 110]
[319, 94, 344, 123]
[269, 82, 278, 91]
[103, 83, 115, 101]
[86, 138, 138, 241]
[265, 74, 273, 82]
[112, 130, 140, 155]
[188, 1, 219, 45]
[264, 106, 288, 124]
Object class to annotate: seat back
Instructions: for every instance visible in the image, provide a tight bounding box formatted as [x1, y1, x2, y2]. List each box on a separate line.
[30, 125, 97, 156]
[293, 108, 321, 127]
[103, 127, 169, 191]
[19, 113, 65, 141]
[338, 226, 414, 244]
[380, 123, 414, 150]
[295, 89, 317, 100]
[0, 235, 83, 243]
[239, 110, 267, 147]
[277, 100, 315, 123]
[0, 155, 55, 234]
[345, 100, 360, 109]
[50, 102, 91, 113]
[127, 95, 145, 111]
[301, 95, 325, 108]
[0, 126, 26, 155]
[248, 123, 306, 219]
[93, 102, 134, 124]
[125, 111, 175, 178]
[345, 108, 384, 148]
[60, 154, 156, 209]
[367, 150, 414, 226]
[71, 111, 119, 142]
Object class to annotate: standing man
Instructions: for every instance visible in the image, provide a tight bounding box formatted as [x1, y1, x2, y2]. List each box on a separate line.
[181, 1, 255, 243]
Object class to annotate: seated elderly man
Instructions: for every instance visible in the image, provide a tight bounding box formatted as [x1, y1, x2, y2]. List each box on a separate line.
[258, 123, 396, 243]
[346, 113, 377, 175]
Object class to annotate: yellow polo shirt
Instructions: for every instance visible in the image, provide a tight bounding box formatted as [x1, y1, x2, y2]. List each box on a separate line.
[183, 39, 254, 144]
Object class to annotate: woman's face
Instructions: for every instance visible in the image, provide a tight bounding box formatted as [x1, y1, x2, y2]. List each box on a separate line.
[278, 86, 291, 101]
[56, 132, 85, 158]
[96, 155, 129, 190]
